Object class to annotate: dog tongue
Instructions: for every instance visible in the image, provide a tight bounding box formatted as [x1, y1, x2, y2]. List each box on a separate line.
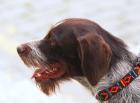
[31, 68, 62, 82]
[32, 69, 50, 82]
[31, 65, 65, 82]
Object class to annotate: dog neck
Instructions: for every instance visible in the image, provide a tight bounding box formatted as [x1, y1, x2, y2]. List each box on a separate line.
[95, 52, 140, 103]
[74, 52, 140, 103]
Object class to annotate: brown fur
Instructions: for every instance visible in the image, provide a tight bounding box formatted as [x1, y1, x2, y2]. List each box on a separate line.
[17, 18, 128, 96]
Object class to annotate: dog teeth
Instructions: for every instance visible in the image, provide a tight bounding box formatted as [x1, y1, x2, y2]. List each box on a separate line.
[53, 68, 57, 71]
[45, 71, 49, 73]
[48, 68, 57, 73]
[41, 67, 57, 74]
[36, 73, 41, 77]
[50, 70, 54, 73]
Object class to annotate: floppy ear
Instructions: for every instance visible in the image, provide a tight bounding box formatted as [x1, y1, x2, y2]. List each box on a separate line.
[77, 33, 112, 86]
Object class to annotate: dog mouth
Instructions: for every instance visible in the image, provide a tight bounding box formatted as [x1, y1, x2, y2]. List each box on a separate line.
[18, 54, 68, 95]
[31, 63, 65, 82]
[17, 49, 65, 82]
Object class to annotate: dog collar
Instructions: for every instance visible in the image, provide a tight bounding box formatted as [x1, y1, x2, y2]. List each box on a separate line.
[96, 58, 140, 101]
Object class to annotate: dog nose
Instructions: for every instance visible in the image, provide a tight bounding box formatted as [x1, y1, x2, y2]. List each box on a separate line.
[17, 44, 31, 55]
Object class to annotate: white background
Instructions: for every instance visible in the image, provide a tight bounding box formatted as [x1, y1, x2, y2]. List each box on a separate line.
[0, 0, 140, 103]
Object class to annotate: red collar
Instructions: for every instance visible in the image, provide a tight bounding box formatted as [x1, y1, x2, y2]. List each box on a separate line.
[96, 58, 140, 101]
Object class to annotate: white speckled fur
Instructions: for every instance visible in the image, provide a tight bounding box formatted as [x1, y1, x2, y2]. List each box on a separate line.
[74, 52, 140, 103]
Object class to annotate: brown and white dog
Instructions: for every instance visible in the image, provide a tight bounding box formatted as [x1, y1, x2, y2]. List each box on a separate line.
[17, 18, 140, 103]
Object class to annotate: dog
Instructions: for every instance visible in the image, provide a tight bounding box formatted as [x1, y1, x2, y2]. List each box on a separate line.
[17, 18, 140, 103]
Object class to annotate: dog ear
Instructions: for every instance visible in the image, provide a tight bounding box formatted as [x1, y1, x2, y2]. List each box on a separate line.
[77, 33, 112, 86]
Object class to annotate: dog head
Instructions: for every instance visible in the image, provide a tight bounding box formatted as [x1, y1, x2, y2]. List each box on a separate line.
[17, 18, 113, 95]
